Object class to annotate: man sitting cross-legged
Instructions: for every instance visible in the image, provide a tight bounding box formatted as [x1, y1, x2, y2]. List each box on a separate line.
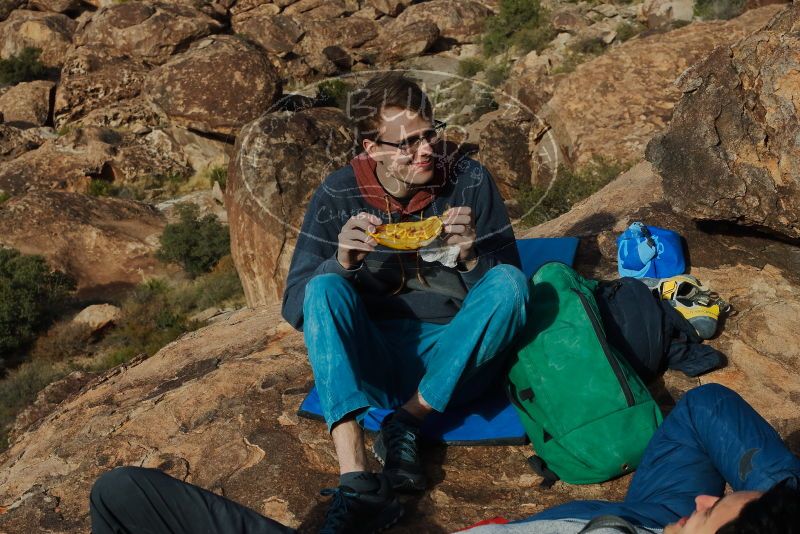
[89, 385, 799, 534]
[278, 71, 530, 532]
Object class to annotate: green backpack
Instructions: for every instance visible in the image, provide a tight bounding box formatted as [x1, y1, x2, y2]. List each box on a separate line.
[508, 262, 663, 485]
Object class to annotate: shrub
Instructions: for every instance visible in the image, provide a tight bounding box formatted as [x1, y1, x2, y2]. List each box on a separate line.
[0, 48, 47, 86]
[616, 21, 645, 43]
[316, 79, 352, 109]
[485, 61, 512, 87]
[0, 359, 67, 450]
[94, 256, 244, 369]
[458, 57, 486, 78]
[570, 35, 607, 56]
[114, 172, 188, 201]
[483, 0, 549, 56]
[172, 255, 245, 312]
[0, 249, 75, 360]
[694, 0, 746, 20]
[102, 279, 188, 360]
[208, 165, 227, 191]
[0, 192, 9, 204]
[512, 23, 557, 54]
[87, 178, 116, 197]
[157, 204, 231, 277]
[519, 157, 630, 227]
[29, 321, 93, 362]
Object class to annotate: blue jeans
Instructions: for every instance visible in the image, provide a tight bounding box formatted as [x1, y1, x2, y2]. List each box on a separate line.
[519, 383, 800, 528]
[302, 264, 530, 429]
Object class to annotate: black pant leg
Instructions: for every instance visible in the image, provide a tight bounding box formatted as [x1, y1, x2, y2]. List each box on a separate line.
[90, 466, 294, 534]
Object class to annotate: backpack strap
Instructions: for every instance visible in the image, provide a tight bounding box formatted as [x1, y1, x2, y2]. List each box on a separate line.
[526, 455, 559, 489]
[578, 515, 640, 533]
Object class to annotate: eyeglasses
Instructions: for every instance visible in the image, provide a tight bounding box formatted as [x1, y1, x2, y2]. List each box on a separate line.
[375, 120, 446, 154]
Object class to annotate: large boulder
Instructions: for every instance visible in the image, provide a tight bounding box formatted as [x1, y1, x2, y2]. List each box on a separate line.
[0, 127, 119, 195]
[73, 1, 222, 65]
[231, 10, 304, 57]
[0, 124, 48, 164]
[27, 0, 82, 14]
[71, 303, 122, 333]
[367, 0, 411, 17]
[476, 109, 535, 205]
[68, 96, 167, 132]
[0, 190, 168, 298]
[54, 45, 149, 129]
[0, 126, 192, 196]
[646, 3, 800, 240]
[513, 5, 784, 175]
[0, 9, 76, 67]
[0, 80, 55, 128]
[0, 0, 23, 22]
[226, 107, 354, 307]
[294, 16, 380, 61]
[389, 0, 492, 44]
[0, 305, 634, 533]
[363, 19, 440, 63]
[144, 35, 281, 136]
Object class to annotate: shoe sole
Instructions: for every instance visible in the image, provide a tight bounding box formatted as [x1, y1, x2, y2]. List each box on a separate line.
[372, 441, 427, 492]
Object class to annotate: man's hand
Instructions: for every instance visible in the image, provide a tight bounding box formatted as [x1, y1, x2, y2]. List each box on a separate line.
[337, 212, 382, 270]
[442, 207, 477, 269]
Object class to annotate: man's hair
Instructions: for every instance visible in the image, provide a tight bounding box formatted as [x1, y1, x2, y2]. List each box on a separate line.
[716, 480, 800, 534]
[348, 71, 433, 143]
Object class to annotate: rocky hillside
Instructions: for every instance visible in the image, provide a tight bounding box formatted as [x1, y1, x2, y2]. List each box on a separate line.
[0, 0, 798, 533]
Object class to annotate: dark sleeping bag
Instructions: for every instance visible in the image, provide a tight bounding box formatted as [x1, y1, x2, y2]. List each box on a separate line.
[594, 278, 724, 383]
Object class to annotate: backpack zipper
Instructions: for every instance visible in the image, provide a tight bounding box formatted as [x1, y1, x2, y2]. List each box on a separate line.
[572, 288, 635, 407]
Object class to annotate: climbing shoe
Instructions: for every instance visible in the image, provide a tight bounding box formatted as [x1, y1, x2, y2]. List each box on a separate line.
[641, 274, 731, 339]
[372, 413, 427, 492]
[318, 474, 403, 534]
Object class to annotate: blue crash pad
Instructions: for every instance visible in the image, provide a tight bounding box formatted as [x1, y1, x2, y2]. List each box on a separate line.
[298, 237, 580, 445]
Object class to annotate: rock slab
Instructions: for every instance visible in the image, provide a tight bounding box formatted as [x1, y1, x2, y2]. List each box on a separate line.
[647, 3, 800, 240]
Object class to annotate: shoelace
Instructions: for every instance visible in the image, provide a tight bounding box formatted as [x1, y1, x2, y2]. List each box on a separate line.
[385, 423, 418, 464]
[319, 486, 360, 534]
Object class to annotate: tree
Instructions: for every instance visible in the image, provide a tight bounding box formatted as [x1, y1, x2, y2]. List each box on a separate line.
[157, 204, 231, 277]
[0, 248, 75, 360]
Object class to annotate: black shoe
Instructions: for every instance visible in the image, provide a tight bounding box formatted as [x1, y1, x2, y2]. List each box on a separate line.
[318, 474, 403, 534]
[372, 413, 427, 492]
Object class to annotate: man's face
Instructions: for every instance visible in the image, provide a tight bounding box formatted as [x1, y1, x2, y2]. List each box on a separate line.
[363, 106, 438, 195]
[663, 491, 761, 534]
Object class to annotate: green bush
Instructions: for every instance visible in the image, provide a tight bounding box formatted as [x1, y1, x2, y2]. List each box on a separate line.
[616, 21, 645, 42]
[0, 249, 75, 360]
[694, 0, 745, 20]
[485, 61, 512, 87]
[100, 279, 189, 362]
[0, 359, 67, 450]
[171, 255, 245, 312]
[157, 204, 231, 277]
[483, 0, 550, 56]
[0, 192, 9, 204]
[113, 172, 188, 201]
[512, 23, 557, 54]
[458, 57, 486, 78]
[316, 79, 353, 110]
[570, 35, 607, 56]
[95, 256, 244, 369]
[519, 157, 630, 227]
[0, 48, 47, 86]
[208, 165, 227, 191]
[87, 178, 117, 197]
